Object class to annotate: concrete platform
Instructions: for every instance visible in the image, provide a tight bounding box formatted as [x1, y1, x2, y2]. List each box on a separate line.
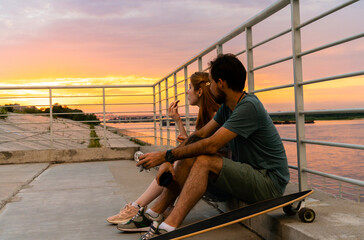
[0, 145, 363, 240]
[0, 160, 261, 240]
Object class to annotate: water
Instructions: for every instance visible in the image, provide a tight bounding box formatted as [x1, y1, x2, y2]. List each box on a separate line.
[108, 119, 364, 201]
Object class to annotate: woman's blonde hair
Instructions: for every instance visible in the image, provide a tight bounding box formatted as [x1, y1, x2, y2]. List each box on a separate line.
[190, 72, 220, 130]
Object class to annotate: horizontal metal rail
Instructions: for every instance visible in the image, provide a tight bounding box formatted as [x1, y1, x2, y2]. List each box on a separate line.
[303, 168, 364, 187]
[0, 111, 154, 117]
[106, 119, 155, 123]
[0, 85, 153, 90]
[298, 32, 364, 57]
[252, 29, 291, 50]
[302, 139, 364, 150]
[0, 136, 155, 143]
[252, 55, 292, 71]
[268, 108, 364, 115]
[252, 83, 294, 93]
[0, 94, 153, 99]
[300, 70, 364, 86]
[114, 127, 154, 130]
[126, 136, 154, 139]
[235, 49, 247, 56]
[268, 111, 295, 115]
[281, 138, 297, 142]
[1, 103, 153, 108]
[297, 0, 358, 29]
[301, 108, 364, 115]
[249, 0, 359, 54]
[0, 122, 50, 125]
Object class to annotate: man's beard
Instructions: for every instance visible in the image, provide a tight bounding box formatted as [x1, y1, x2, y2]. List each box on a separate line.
[213, 88, 226, 105]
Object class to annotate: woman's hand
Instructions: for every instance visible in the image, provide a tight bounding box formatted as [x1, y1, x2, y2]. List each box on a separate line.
[176, 134, 187, 143]
[168, 100, 180, 121]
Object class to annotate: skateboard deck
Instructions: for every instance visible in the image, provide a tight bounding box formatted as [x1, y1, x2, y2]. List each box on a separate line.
[153, 190, 315, 239]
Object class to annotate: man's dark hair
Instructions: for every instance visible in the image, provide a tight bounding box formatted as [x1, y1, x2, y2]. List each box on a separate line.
[209, 53, 246, 92]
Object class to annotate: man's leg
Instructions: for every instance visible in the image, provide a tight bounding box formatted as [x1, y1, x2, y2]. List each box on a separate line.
[163, 154, 223, 227]
[150, 156, 196, 214]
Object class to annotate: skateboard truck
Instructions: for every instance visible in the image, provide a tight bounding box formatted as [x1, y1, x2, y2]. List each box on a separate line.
[283, 198, 316, 223]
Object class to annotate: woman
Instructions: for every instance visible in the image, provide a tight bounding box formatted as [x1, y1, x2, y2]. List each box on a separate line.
[107, 72, 220, 225]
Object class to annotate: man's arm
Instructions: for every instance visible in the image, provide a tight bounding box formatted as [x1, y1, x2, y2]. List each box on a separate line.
[138, 124, 238, 169]
[172, 125, 237, 160]
[177, 119, 221, 148]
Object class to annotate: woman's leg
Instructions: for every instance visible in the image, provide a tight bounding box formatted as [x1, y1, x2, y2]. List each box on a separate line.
[135, 178, 163, 207]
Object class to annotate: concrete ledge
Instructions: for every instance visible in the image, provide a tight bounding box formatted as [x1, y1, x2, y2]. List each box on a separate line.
[0, 147, 139, 164]
[212, 183, 364, 240]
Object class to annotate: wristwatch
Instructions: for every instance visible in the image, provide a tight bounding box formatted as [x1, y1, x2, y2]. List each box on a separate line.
[165, 149, 175, 164]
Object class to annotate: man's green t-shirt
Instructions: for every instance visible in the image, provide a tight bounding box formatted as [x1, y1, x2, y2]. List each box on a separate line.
[213, 93, 289, 194]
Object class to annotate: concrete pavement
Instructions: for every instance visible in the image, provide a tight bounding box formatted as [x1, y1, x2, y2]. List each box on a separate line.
[0, 160, 261, 240]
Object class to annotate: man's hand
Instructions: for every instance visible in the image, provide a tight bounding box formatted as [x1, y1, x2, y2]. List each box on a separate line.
[137, 151, 166, 169]
[156, 162, 176, 185]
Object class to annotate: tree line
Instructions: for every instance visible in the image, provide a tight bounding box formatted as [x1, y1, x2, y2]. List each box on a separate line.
[0, 104, 100, 125]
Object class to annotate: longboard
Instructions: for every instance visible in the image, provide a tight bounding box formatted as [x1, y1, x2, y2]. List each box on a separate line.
[153, 190, 315, 239]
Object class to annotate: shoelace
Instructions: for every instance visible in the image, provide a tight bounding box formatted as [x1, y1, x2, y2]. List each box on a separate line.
[141, 224, 158, 240]
[130, 208, 143, 221]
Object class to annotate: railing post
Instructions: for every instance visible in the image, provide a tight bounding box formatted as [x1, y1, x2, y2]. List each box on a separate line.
[49, 88, 53, 149]
[184, 66, 190, 135]
[246, 27, 255, 93]
[198, 57, 203, 71]
[216, 44, 223, 55]
[158, 82, 163, 145]
[173, 73, 178, 146]
[165, 78, 170, 147]
[102, 88, 107, 147]
[153, 86, 157, 145]
[291, 0, 308, 191]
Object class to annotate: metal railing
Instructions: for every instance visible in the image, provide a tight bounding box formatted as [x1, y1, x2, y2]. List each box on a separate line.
[0, 0, 363, 202]
[149, 0, 364, 202]
[0, 85, 156, 149]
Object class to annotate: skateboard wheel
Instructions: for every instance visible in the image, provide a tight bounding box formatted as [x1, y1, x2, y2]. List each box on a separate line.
[283, 204, 298, 216]
[298, 207, 315, 223]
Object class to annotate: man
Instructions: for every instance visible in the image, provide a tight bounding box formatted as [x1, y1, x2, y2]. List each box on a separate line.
[121, 53, 289, 239]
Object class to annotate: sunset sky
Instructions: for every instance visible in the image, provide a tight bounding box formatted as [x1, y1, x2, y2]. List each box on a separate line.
[0, 0, 363, 114]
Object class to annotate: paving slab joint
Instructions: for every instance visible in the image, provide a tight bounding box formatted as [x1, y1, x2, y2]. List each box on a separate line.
[0, 163, 51, 210]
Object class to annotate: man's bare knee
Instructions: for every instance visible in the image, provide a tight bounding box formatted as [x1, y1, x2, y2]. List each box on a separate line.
[174, 157, 195, 172]
[193, 155, 223, 175]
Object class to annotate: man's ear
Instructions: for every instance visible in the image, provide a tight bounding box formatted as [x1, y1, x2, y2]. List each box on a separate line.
[218, 78, 224, 88]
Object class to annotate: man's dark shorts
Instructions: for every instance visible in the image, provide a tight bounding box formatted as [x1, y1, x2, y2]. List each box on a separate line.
[207, 157, 282, 204]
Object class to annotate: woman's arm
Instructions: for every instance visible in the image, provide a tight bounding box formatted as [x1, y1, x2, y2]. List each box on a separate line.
[168, 100, 188, 141]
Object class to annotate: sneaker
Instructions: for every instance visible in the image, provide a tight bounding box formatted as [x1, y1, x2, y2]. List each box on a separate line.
[117, 207, 163, 232]
[107, 202, 139, 224]
[139, 221, 168, 240]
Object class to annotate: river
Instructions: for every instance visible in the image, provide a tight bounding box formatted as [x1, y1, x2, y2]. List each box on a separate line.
[108, 119, 364, 201]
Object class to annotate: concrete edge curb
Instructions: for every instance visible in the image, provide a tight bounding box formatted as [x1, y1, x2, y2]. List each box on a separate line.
[0, 147, 140, 165]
